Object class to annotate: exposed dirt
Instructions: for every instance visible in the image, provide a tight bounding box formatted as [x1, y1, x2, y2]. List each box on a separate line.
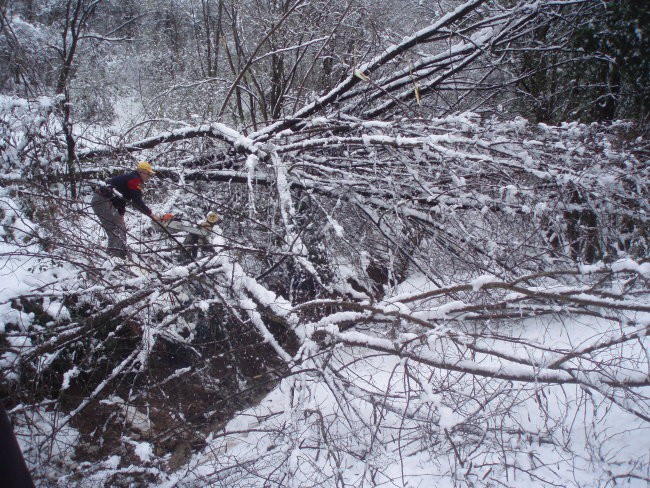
[65, 304, 297, 483]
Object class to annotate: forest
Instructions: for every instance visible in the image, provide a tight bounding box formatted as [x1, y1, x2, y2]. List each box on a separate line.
[1, 0, 649, 486]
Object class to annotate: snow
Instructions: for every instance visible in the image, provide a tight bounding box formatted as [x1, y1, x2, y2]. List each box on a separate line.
[470, 274, 499, 290]
[323, 214, 344, 237]
[2, 89, 649, 487]
[4, 247, 649, 487]
[163, 265, 190, 278]
[246, 154, 259, 216]
[42, 297, 71, 321]
[611, 258, 650, 275]
[61, 366, 80, 390]
[163, 308, 650, 487]
[134, 442, 154, 463]
[437, 405, 460, 429]
[105, 455, 121, 469]
[148, 238, 650, 487]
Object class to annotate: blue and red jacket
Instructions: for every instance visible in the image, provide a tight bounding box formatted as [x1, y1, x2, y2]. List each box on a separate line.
[105, 171, 152, 216]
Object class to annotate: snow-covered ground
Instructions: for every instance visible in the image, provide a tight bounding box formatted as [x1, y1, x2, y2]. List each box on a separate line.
[157, 273, 650, 487]
[2, 236, 648, 486]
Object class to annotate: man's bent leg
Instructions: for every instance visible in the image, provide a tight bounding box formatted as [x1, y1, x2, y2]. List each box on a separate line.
[91, 193, 128, 258]
[106, 212, 127, 258]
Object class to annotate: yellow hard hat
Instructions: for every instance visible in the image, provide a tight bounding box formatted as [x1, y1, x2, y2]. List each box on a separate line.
[137, 161, 156, 175]
[206, 211, 220, 224]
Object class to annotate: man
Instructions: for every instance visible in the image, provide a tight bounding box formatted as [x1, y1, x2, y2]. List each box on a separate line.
[91, 161, 160, 258]
[180, 211, 220, 263]
[0, 405, 35, 487]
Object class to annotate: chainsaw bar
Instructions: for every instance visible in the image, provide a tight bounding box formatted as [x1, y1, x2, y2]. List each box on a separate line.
[160, 220, 210, 237]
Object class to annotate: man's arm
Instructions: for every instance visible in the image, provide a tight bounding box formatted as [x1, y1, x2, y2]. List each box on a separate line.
[129, 188, 153, 217]
[126, 177, 158, 220]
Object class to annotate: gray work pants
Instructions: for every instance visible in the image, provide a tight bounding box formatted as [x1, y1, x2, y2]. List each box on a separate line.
[91, 192, 127, 257]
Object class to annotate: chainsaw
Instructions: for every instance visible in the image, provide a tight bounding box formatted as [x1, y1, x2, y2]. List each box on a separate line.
[158, 212, 220, 237]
